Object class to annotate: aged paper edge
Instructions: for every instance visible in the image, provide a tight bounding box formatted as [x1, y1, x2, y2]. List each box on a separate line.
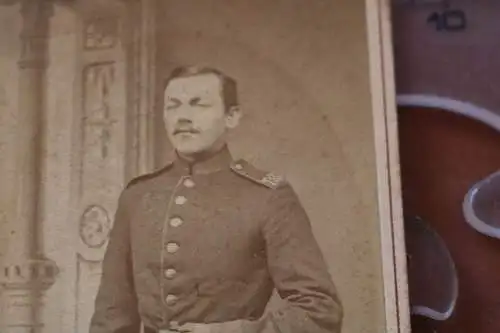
[365, 1, 410, 332]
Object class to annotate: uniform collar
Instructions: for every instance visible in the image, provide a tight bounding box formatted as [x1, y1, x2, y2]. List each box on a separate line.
[172, 145, 233, 175]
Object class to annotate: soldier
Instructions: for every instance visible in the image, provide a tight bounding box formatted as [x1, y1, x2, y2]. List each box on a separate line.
[89, 66, 343, 333]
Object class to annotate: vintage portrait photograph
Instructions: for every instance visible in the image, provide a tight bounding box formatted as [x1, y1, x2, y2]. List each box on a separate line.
[0, 1, 404, 333]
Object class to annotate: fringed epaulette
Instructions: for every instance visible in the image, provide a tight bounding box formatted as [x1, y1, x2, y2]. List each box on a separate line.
[230, 159, 286, 190]
[126, 161, 174, 189]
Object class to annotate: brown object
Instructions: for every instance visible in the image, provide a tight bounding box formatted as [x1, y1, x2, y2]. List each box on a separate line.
[398, 106, 500, 333]
[463, 170, 500, 239]
[405, 216, 458, 321]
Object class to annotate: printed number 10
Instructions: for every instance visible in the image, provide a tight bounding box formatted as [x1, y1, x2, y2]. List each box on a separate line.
[427, 10, 467, 31]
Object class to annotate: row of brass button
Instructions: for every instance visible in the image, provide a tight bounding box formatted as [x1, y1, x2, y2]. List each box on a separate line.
[163, 177, 195, 306]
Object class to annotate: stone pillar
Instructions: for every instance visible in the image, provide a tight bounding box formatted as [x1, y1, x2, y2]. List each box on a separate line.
[0, 0, 59, 332]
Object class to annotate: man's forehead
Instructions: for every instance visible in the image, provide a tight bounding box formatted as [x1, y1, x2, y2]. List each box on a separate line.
[165, 73, 222, 97]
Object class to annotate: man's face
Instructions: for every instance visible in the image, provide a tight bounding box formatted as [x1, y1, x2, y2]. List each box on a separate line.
[163, 73, 240, 156]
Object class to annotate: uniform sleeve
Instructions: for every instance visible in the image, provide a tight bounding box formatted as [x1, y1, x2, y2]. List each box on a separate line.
[89, 189, 141, 333]
[242, 183, 343, 333]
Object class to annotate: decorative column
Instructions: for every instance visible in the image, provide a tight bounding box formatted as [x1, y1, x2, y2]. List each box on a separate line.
[0, 0, 59, 332]
[72, 2, 130, 331]
[124, 0, 160, 178]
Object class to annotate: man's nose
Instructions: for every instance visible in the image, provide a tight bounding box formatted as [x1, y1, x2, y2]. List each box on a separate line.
[175, 104, 196, 119]
[176, 117, 192, 127]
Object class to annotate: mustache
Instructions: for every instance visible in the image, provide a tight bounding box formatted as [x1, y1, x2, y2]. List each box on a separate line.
[173, 127, 200, 135]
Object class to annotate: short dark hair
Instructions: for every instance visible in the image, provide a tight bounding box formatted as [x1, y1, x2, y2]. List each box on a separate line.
[163, 65, 239, 112]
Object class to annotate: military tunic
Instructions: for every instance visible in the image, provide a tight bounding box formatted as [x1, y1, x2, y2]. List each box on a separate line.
[89, 146, 343, 333]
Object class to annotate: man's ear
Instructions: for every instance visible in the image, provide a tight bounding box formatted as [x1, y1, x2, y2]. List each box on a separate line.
[225, 105, 242, 129]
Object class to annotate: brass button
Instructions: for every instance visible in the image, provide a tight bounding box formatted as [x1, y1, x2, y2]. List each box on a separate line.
[164, 268, 177, 279]
[165, 294, 178, 305]
[175, 196, 187, 205]
[165, 242, 180, 254]
[183, 178, 195, 188]
[169, 217, 183, 228]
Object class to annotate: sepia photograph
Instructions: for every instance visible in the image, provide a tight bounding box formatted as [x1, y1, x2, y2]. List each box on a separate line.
[0, 1, 405, 333]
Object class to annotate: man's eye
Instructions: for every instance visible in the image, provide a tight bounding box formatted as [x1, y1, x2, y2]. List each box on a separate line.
[195, 102, 212, 107]
[191, 98, 212, 107]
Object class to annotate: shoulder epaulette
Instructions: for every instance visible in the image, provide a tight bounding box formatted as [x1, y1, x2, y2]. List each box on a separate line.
[230, 159, 286, 190]
[126, 161, 174, 189]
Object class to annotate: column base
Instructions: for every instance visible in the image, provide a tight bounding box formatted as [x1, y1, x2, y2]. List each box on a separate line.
[0, 257, 59, 333]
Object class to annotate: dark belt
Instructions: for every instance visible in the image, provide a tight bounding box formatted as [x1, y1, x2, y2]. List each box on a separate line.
[144, 327, 188, 333]
[144, 328, 175, 333]
[144, 320, 243, 332]
[144, 328, 170, 333]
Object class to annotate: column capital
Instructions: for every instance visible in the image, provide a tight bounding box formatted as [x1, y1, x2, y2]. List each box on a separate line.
[19, 0, 54, 17]
[0, 0, 74, 6]
[0, 0, 17, 5]
[17, 0, 54, 69]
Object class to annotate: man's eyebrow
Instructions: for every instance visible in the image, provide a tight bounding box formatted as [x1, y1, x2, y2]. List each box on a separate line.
[166, 97, 181, 104]
[165, 97, 181, 108]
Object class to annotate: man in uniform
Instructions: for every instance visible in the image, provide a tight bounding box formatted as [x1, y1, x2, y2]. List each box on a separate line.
[89, 66, 343, 333]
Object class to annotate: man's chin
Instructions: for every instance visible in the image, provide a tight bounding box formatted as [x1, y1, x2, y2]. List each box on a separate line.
[172, 139, 224, 158]
[174, 144, 205, 156]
